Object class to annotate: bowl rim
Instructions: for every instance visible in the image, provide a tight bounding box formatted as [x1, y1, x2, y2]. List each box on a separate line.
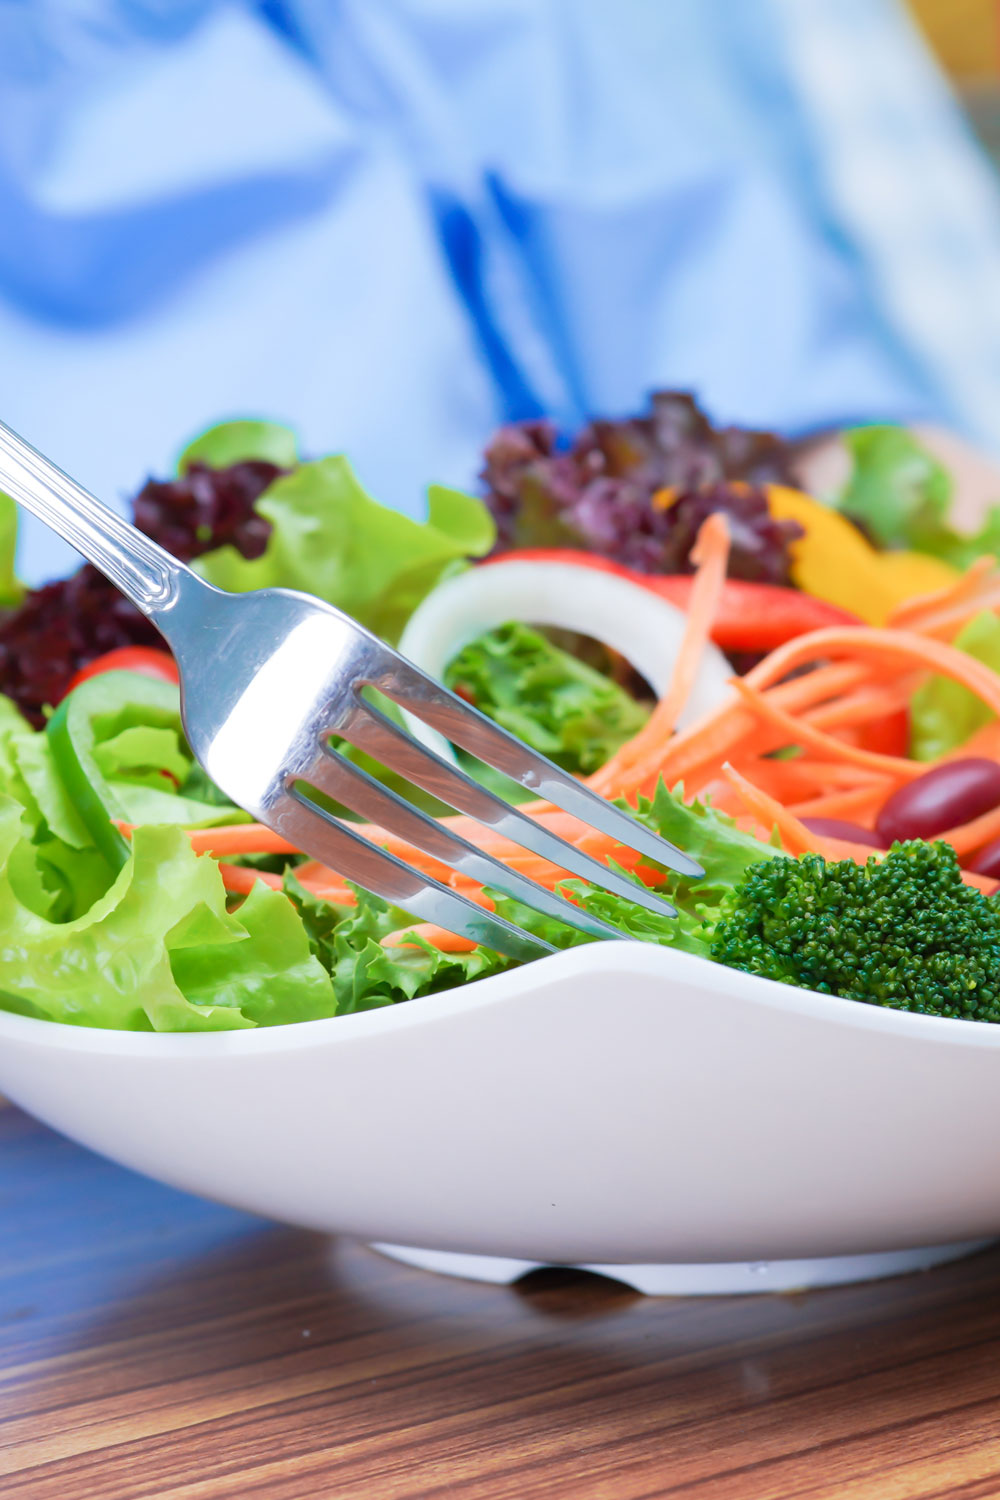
[2, 941, 1000, 1058]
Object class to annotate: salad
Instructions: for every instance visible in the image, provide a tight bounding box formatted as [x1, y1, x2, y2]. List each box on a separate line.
[1, 396, 1000, 1032]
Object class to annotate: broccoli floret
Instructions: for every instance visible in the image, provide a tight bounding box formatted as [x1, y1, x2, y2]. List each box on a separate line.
[710, 841, 1000, 1021]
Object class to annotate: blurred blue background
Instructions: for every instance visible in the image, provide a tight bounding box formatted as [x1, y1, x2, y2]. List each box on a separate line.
[1, 0, 1000, 583]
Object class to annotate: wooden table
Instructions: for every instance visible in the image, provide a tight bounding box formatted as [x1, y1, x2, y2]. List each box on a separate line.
[2, 1104, 1000, 1499]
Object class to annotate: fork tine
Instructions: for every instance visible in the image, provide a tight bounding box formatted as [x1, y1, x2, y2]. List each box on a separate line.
[264, 789, 555, 963]
[367, 658, 704, 878]
[336, 702, 681, 917]
[301, 744, 635, 942]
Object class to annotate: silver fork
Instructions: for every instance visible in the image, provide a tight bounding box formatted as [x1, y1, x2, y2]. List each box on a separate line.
[0, 421, 703, 960]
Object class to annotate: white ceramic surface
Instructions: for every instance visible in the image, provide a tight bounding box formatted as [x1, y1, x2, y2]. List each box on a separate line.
[370, 1239, 992, 1295]
[2, 944, 1000, 1279]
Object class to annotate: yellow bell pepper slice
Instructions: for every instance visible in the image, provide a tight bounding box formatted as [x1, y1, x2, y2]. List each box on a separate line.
[766, 485, 960, 625]
[873, 549, 962, 602]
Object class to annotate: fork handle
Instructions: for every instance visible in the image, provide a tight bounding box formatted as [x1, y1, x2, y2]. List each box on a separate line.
[0, 420, 201, 625]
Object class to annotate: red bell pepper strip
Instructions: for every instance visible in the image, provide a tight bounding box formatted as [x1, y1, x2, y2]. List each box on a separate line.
[65, 646, 179, 695]
[480, 548, 861, 651]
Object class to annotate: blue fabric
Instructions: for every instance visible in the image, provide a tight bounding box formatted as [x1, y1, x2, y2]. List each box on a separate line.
[0, 0, 998, 584]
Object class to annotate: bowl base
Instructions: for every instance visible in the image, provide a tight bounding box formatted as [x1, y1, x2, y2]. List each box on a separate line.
[369, 1239, 995, 1295]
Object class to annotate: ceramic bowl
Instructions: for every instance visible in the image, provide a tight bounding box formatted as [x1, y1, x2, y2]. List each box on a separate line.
[0, 943, 998, 1293]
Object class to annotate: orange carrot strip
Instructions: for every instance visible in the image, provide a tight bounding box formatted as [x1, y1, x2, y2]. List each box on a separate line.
[936, 801, 1000, 858]
[741, 626, 1000, 748]
[219, 863, 283, 893]
[381, 923, 480, 952]
[721, 757, 819, 803]
[787, 782, 889, 822]
[634, 511, 731, 748]
[911, 595, 1000, 644]
[720, 763, 816, 855]
[186, 824, 300, 856]
[719, 756, 881, 804]
[601, 661, 879, 799]
[730, 677, 924, 782]
[117, 822, 293, 894]
[741, 626, 1000, 705]
[295, 879, 357, 906]
[947, 721, 1000, 760]
[803, 679, 918, 733]
[779, 761, 890, 787]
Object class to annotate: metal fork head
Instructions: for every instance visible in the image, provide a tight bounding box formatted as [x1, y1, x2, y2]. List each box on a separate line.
[175, 585, 702, 960]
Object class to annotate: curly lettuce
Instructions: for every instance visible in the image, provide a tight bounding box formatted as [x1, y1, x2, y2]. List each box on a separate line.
[191, 442, 495, 644]
[0, 807, 335, 1030]
[444, 622, 649, 776]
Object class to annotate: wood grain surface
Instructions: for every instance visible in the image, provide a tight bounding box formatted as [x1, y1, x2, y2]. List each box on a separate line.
[2, 1107, 1000, 1498]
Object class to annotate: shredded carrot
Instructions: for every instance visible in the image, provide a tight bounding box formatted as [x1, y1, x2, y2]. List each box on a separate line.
[187, 824, 299, 857]
[786, 782, 889, 823]
[741, 626, 1000, 707]
[295, 879, 357, 906]
[720, 757, 819, 804]
[632, 511, 731, 750]
[381, 923, 479, 952]
[779, 761, 891, 787]
[720, 763, 816, 855]
[935, 802, 1000, 858]
[729, 677, 923, 782]
[599, 660, 879, 798]
[889, 555, 996, 630]
[947, 721, 1000, 760]
[803, 679, 918, 734]
[902, 589, 1000, 644]
[219, 863, 282, 893]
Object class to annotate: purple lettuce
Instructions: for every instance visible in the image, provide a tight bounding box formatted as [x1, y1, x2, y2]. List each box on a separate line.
[481, 391, 802, 582]
[0, 459, 282, 726]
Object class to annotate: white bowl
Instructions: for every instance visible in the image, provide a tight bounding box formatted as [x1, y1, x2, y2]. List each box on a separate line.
[1, 944, 998, 1292]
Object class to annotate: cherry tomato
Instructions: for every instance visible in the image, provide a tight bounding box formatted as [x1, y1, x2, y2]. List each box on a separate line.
[65, 647, 179, 695]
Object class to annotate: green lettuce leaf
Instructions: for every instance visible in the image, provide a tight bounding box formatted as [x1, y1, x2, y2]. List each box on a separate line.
[444, 622, 649, 776]
[838, 426, 1000, 567]
[195, 456, 495, 643]
[5, 729, 92, 847]
[0, 810, 335, 1030]
[0, 712, 113, 919]
[30, 837, 111, 922]
[0, 680, 250, 919]
[93, 724, 190, 789]
[47, 673, 249, 857]
[285, 874, 506, 1012]
[509, 781, 775, 958]
[627, 778, 778, 902]
[170, 877, 337, 1026]
[178, 419, 299, 472]
[909, 610, 1000, 760]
